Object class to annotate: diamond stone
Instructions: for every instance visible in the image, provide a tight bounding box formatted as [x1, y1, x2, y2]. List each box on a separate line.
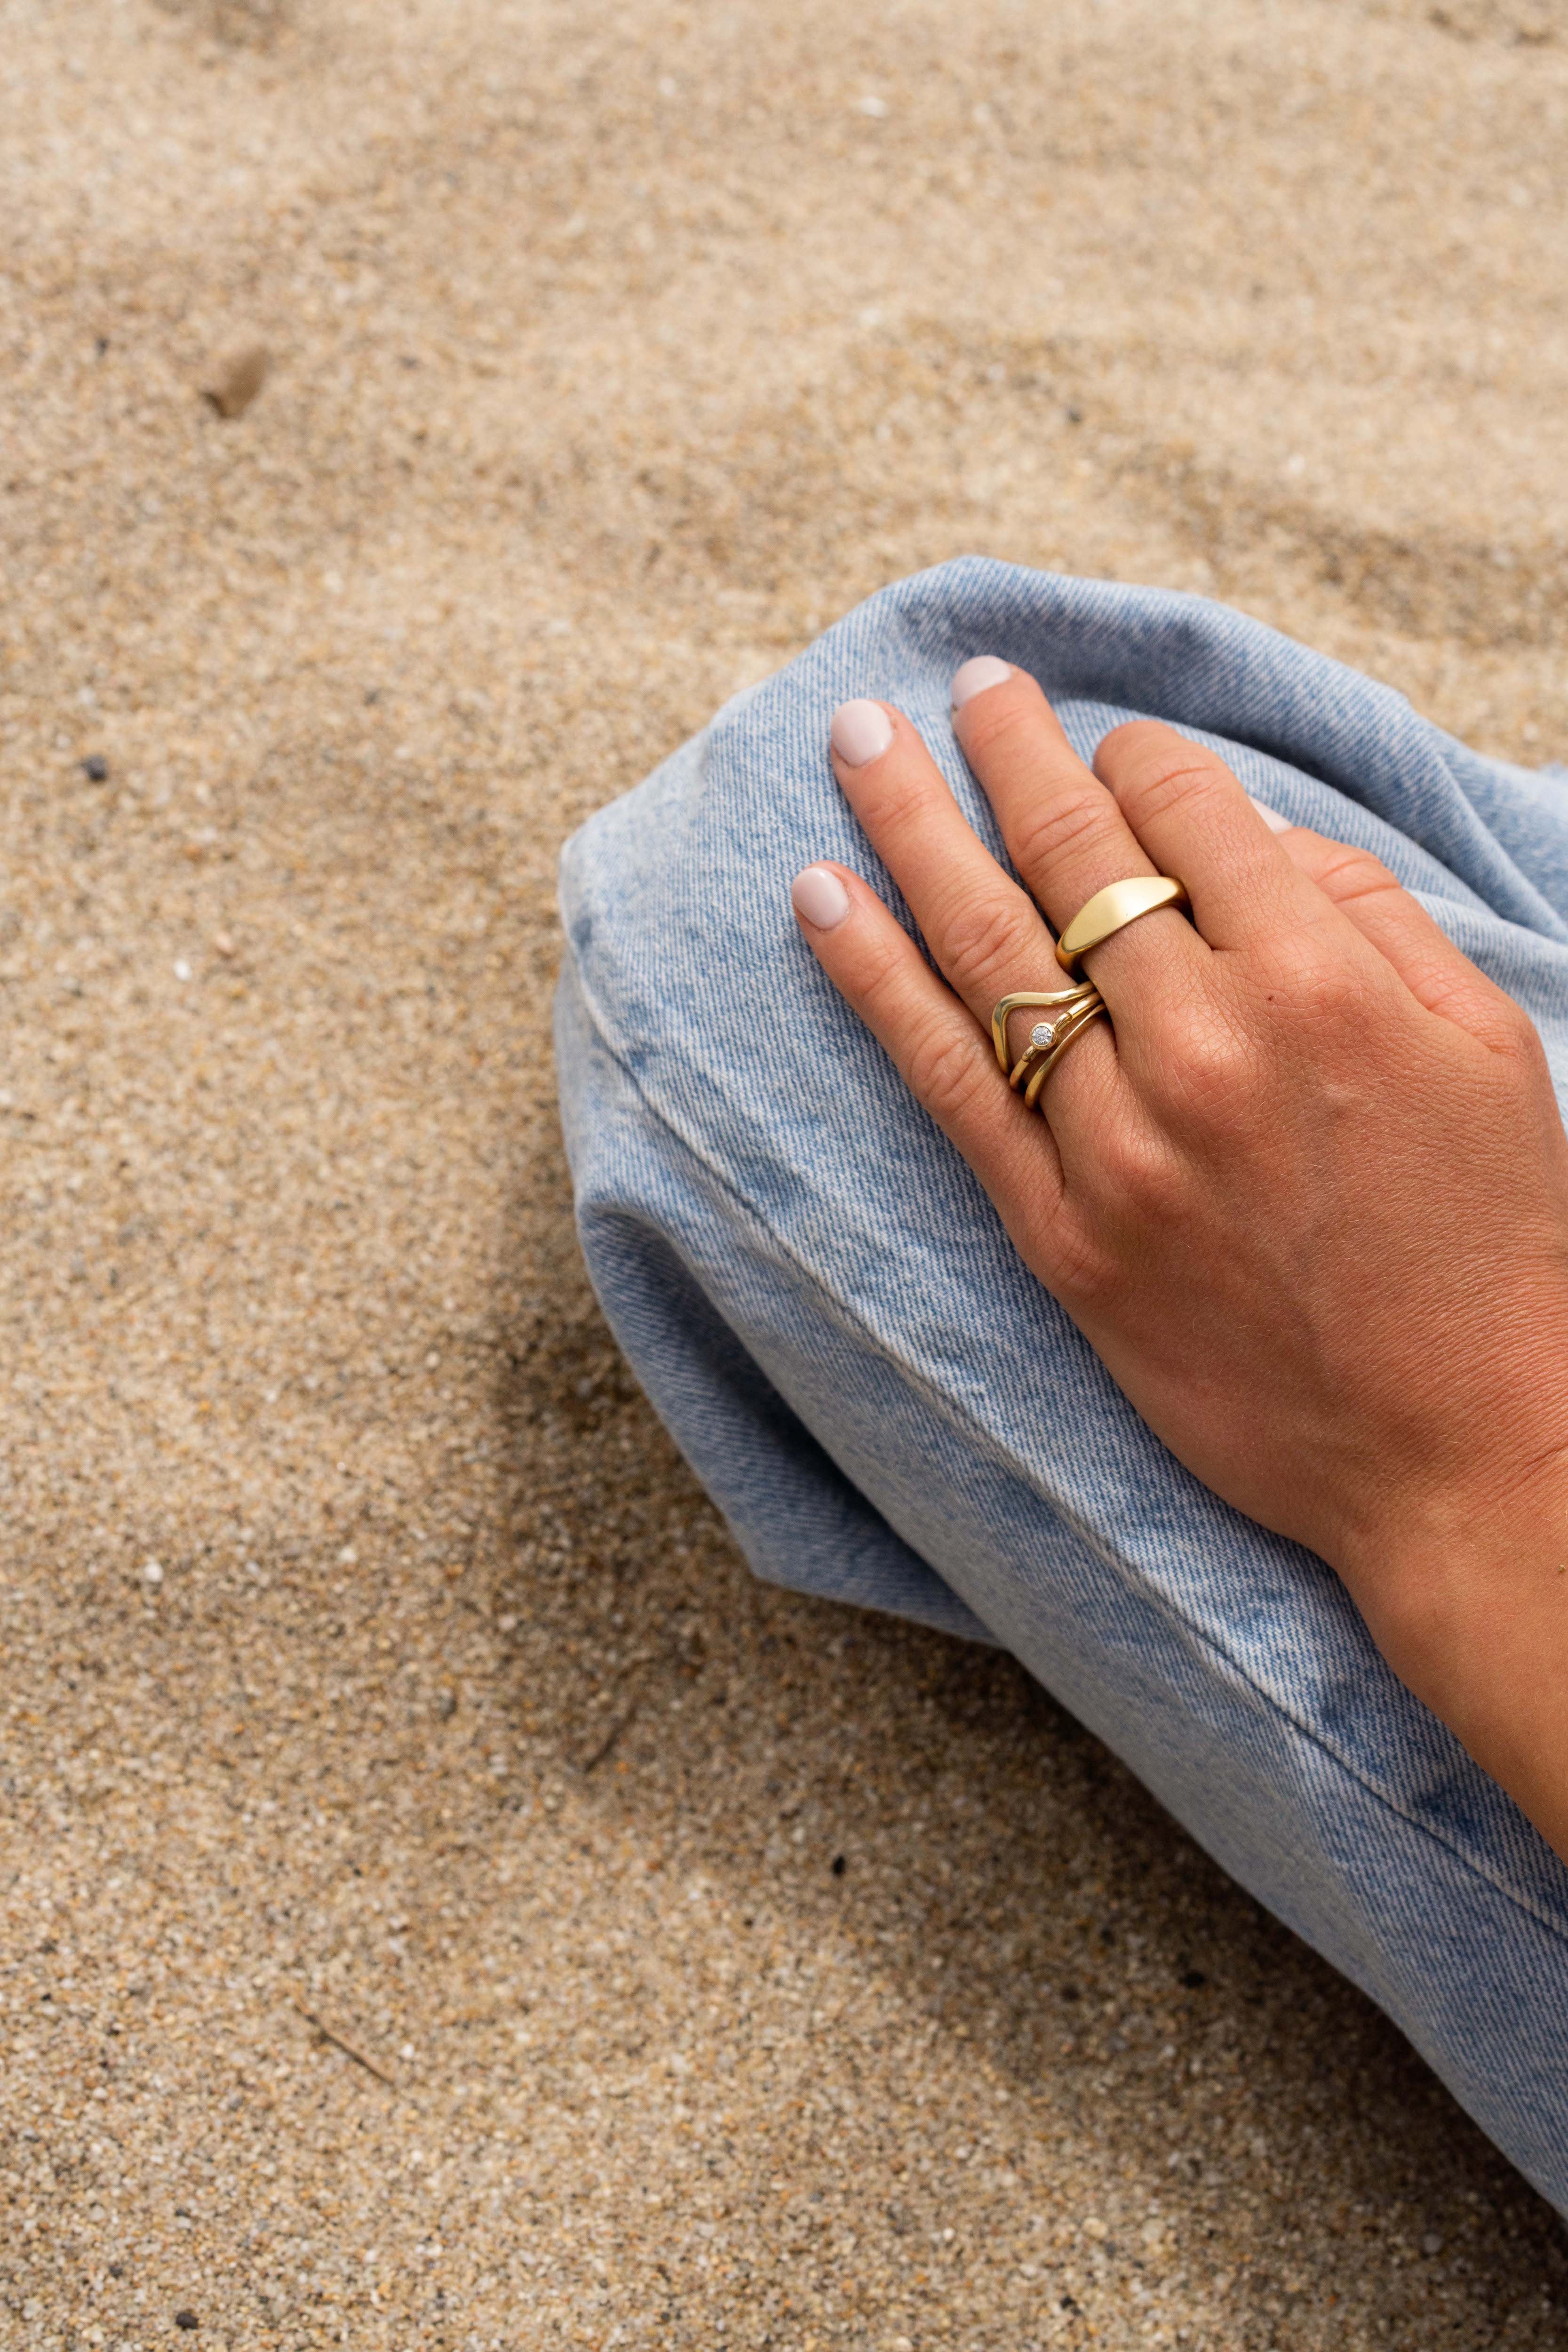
[1030, 1021, 1058, 1049]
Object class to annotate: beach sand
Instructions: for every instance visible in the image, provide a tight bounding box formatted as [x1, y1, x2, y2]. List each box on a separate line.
[4, 0, 1568, 2344]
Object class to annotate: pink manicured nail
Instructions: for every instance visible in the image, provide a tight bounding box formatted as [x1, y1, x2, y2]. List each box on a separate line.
[792, 864, 852, 930]
[829, 699, 894, 766]
[1248, 794, 1293, 834]
[950, 655, 1013, 709]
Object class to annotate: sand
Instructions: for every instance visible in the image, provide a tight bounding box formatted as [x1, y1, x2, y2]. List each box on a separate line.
[4, 0, 1568, 2344]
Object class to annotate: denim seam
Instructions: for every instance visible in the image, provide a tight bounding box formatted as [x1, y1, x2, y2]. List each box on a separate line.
[566, 949, 1568, 1950]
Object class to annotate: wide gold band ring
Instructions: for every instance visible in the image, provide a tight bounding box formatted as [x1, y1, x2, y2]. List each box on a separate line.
[1054, 874, 1189, 975]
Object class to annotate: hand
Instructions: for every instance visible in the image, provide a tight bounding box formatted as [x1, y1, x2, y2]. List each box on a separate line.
[791, 663, 1568, 1859]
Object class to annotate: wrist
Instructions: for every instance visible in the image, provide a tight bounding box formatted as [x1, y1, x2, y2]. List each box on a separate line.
[1343, 1446, 1568, 1860]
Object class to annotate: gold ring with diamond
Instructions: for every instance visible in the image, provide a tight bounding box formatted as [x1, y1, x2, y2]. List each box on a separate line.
[990, 983, 1108, 1113]
[1015, 997, 1108, 1108]
[990, 982, 1101, 1071]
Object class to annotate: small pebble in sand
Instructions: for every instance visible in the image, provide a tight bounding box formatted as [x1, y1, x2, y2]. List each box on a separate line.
[80, 754, 109, 782]
[1423, 2232, 1445, 2255]
[202, 340, 270, 420]
[174, 2313, 199, 2332]
[142, 1559, 164, 1586]
[174, 959, 192, 982]
[212, 931, 236, 958]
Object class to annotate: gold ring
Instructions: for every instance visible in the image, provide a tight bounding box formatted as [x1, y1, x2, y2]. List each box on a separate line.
[990, 981, 1101, 1072]
[1054, 875, 1189, 975]
[1018, 997, 1108, 1110]
[989, 985, 1108, 1115]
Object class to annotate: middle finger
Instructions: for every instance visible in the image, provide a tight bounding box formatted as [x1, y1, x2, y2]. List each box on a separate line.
[949, 657, 1211, 1007]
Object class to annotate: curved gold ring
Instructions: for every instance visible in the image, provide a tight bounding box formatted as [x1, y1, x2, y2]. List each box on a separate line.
[990, 980, 1101, 1072]
[1054, 875, 1189, 975]
[1021, 998, 1109, 1109]
[1006, 990, 1104, 1088]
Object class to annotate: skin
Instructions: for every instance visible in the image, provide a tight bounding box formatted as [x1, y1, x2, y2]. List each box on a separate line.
[791, 662, 1568, 1866]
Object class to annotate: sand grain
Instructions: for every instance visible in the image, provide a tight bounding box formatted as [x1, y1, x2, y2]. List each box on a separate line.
[4, 0, 1568, 2345]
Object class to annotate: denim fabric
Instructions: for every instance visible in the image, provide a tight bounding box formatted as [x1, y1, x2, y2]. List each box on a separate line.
[554, 557, 1568, 2213]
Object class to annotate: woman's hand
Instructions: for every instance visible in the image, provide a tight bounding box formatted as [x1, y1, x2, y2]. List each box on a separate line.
[791, 661, 1568, 1859]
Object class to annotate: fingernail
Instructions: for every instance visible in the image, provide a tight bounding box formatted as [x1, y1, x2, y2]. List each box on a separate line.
[829, 699, 894, 766]
[792, 864, 852, 930]
[1248, 794, 1293, 834]
[950, 655, 1013, 709]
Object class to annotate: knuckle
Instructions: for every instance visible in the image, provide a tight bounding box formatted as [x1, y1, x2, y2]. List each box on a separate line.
[856, 936, 921, 1028]
[1160, 1016, 1260, 1123]
[1258, 932, 1375, 1025]
[1009, 790, 1118, 885]
[957, 692, 1036, 767]
[1490, 994, 1546, 1067]
[1110, 744, 1226, 833]
[1095, 1125, 1187, 1223]
[902, 1020, 988, 1125]
[1310, 842, 1401, 906]
[1296, 955, 1379, 1029]
[1415, 961, 1526, 1051]
[1094, 719, 1152, 763]
[938, 890, 1036, 996]
[1048, 1219, 1123, 1312]
[860, 766, 938, 837]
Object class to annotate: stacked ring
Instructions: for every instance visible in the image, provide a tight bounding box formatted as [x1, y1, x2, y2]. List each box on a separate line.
[990, 983, 1108, 1113]
[1010, 993, 1107, 1109]
[990, 876, 1186, 1115]
[990, 982, 1100, 1069]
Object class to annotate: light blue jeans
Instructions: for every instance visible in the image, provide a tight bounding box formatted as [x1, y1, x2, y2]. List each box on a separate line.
[554, 558, 1568, 2216]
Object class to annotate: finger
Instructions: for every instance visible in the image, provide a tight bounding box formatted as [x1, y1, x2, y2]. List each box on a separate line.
[948, 660, 1209, 1004]
[1092, 720, 1326, 949]
[1264, 820, 1528, 1046]
[1099, 728, 1515, 1045]
[826, 697, 1130, 1131]
[826, 698, 1057, 1028]
[787, 858, 1071, 1230]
